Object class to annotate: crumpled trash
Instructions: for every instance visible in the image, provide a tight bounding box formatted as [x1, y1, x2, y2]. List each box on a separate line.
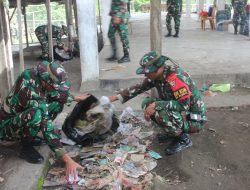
[209, 84, 231, 92]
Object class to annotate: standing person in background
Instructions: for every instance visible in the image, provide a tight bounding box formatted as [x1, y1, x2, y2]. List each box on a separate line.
[165, 0, 183, 38]
[232, 0, 247, 35]
[35, 25, 68, 60]
[106, 0, 130, 64]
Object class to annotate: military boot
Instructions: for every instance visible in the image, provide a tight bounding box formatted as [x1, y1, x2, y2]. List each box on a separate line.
[118, 50, 130, 63]
[19, 141, 44, 164]
[173, 31, 179, 38]
[106, 50, 118, 61]
[234, 26, 238, 35]
[164, 31, 172, 37]
[165, 133, 192, 155]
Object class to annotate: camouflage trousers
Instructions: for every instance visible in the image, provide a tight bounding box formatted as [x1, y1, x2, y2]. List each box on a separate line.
[108, 19, 130, 53]
[166, 12, 181, 32]
[0, 102, 63, 150]
[142, 98, 204, 136]
[35, 31, 50, 55]
[233, 6, 247, 30]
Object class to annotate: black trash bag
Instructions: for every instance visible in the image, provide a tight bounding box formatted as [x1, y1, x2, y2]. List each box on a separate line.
[62, 95, 119, 146]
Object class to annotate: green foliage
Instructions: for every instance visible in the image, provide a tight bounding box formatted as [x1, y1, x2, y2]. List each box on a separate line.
[134, 0, 150, 12]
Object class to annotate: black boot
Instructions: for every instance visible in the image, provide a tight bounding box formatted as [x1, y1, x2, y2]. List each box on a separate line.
[106, 38, 118, 61]
[118, 50, 130, 63]
[165, 133, 192, 155]
[234, 26, 238, 35]
[106, 50, 118, 61]
[19, 141, 44, 164]
[164, 31, 172, 37]
[173, 31, 179, 38]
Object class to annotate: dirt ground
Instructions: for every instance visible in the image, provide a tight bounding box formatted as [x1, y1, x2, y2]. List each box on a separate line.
[151, 107, 250, 190]
[0, 107, 250, 190]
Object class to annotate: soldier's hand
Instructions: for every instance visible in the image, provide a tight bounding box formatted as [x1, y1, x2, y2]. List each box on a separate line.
[109, 95, 118, 102]
[73, 94, 90, 102]
[144, 102, 156, 121]
[113, 16, 121, 24]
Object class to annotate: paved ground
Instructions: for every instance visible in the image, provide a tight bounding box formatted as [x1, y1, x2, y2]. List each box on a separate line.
[1, 12, 250, 190]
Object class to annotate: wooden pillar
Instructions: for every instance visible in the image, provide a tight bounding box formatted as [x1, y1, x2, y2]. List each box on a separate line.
[150, 0, 161, 53]
[100, 0, 111, 45]
[46, 0, 53, 61]
[23, 5, 29, 47]
[150, 0, 161, 98]
[17, 0, 24, 72]
[73, 0, 78, 36]
[0, 1, 14, 98]
[65, 0, 73, 47]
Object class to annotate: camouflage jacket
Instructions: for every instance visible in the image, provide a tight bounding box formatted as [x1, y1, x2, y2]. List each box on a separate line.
[2, 68, 73, 157]
[167, 0, 183, 14]
[35, 25, 64, 46]
[110, 0, 129, 21]
[118, 65, 206, 115]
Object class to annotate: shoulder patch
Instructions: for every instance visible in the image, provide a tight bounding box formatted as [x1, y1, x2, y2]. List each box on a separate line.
[167, 73, 191, 100]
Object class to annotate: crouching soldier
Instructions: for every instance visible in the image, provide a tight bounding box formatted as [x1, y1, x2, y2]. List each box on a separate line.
[0, 61, 89, 178]
[35, 25, 68, 60]
[109, 51, 207, 155]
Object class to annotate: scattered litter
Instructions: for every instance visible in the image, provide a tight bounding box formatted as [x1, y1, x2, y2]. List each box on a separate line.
[101, 65, 126, 71]
[0, 177, 4, 183]
[219, 140, 226, 145]
[231, 106, 239, 111]
[238, 121, 249, 128]
[44, 107, 166, 189]
[208, 128, 216, 133]
[202, 90, 217, 97]
[209, 84, 231, 92]
[130, 154, 145, 162]
[148, 151, 162, 160]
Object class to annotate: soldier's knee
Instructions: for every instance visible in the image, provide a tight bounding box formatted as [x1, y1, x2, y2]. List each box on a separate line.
[24, 108, 43, 126]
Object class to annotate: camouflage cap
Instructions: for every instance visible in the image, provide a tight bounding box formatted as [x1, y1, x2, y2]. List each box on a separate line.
[37, 61, 71, 91]
[136, 51, 169, 75]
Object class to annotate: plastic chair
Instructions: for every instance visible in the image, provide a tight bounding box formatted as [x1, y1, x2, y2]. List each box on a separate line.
[201, 6, 217, 30]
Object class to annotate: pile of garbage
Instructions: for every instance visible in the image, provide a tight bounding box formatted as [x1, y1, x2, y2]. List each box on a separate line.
[44, 107, 163, 190]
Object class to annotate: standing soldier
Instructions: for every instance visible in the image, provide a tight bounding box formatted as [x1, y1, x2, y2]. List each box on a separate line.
[232, 0, 247, 35]
[35, 25, 68, 60]
[109, 51, 207, 155]
[165, 0, 183, 38]
[0, 61, 89, 178]
[106, 0, 130, 64]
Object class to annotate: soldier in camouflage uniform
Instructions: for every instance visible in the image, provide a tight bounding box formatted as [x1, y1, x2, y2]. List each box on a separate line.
[106, 0, 130, 63]
[35, 25, 68, 59]
[232, 0, 247, 34]
[109, 51, 207, 155]
[0, 61, 89, 177]
[165, 0, 183, 38]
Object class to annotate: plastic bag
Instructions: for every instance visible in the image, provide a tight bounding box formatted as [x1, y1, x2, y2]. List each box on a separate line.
[209, 84, 230, 92]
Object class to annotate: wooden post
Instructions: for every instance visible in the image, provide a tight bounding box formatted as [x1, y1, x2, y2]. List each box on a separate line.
[0, 1, 14, 98]
[73, 0, 78, 36]
[150, 0, 162, 98]
[17, 0, 24, 72]
[23, 5, 29, 47]
[46, 0, 53, 61]
[150, 0, 162, 54]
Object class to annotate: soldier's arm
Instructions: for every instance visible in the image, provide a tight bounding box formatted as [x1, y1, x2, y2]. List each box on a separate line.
[117, 78, 154, 103]
[179, 0, 183, 13]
